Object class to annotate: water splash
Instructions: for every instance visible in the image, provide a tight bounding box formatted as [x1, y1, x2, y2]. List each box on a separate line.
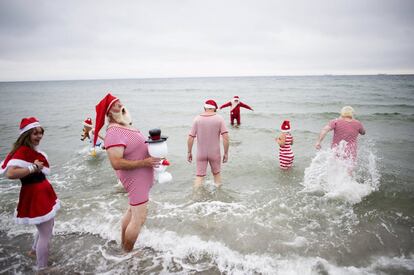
[301, 140, 380, 204]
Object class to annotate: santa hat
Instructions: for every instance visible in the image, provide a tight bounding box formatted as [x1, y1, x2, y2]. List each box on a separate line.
[280, 120, 291, 132]
[94, 93, 118, 146]
[204, 99, 218, 109]
[19, 117, 41, 136]
[83, 117, 93, 127]
[233, 95, 240, 100]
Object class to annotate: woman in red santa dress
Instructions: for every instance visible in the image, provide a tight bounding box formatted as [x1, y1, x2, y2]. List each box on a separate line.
[0, 117, 60, 270]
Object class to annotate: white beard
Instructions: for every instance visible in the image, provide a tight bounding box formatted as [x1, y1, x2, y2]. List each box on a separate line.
[110, 107, 133, 126]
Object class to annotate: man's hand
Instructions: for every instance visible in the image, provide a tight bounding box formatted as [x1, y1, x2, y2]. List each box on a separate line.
[187, 152, 192, 163]
[143, 157, 161, 168]
[315, 142, 322, 150]
[223, 153, 228, 163]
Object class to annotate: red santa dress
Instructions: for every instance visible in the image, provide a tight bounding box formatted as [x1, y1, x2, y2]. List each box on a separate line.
[0, 146, 60, 225]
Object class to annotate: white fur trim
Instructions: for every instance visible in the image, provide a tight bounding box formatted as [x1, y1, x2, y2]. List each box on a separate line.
[19, 122, 41, 135]
[0, 159, 50, 175]
[15, 200, 60, 225]
[204, 104, 216, 109]
[106, 97, 119, 114]
[281, 129, 291, 133]
[231, 99, 240, 111]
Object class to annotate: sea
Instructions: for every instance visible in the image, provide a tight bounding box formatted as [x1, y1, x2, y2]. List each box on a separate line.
[0, 75, 413, 274]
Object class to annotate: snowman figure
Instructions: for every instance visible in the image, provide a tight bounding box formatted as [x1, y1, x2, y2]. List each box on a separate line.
[145, 128, 172, 184]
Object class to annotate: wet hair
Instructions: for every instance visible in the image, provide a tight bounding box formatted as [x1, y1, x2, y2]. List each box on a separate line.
[9, 127, 44, 156]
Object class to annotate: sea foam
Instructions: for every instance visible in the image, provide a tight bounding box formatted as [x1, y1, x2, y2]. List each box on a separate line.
[301, 140, 380, 204]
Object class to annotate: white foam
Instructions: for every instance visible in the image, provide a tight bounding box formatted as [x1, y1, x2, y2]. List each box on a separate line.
[135, 229, 414, 274]
[282, 236, 308, 248]
[301, 140, 380, 204]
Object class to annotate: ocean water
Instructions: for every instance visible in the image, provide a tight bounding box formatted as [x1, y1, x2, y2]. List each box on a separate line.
[0, 75, 413, 274]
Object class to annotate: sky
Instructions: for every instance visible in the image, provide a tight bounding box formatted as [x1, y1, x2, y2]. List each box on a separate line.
[0, 0, 413, 81]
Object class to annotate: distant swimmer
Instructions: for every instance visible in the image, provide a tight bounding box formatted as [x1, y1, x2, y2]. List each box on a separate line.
[219, 96, 253, 126]
[94, 93, 161, 252]
[81, 117, 105, 155]
[315, 106, 366, 160]
[276, 120, 294, 169]
[187, 99, 229, 188]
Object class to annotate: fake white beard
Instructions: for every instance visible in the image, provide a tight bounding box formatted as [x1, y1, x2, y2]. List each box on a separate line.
[110, 107, 133, 126]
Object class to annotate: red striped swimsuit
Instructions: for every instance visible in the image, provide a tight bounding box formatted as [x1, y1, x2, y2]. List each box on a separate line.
[279, 133, 294, 169]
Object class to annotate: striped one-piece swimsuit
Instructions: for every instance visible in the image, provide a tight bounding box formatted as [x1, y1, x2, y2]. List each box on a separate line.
[279, 133, 294, 169]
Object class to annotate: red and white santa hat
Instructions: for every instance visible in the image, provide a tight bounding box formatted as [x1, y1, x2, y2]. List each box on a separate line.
[233, 95, 240, 100]
[204, 99, 218, 109]
[83, 117, 93, 127]
[280, 120, 291, 132]
[94, 93, 119, 146]
[19, 117, 41, 136]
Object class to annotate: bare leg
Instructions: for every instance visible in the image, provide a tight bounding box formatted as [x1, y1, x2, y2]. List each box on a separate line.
[194, 176, 204, 188]
[122, 203, 148, 252]
[121, 207, 132, 248]
[213, 173, 222, 187]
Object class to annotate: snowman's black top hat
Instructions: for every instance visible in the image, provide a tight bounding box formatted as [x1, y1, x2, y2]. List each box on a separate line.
[145, 128, 168, 143]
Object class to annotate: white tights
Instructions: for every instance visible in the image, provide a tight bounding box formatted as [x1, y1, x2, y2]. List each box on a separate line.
[31, 218, 54, 269]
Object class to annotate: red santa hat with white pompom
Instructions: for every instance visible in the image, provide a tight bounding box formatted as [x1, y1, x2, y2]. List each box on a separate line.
[83, 117, 93, 127]
[204, 99, 218, 109]
[94, 93, 119, 146]
[280, 120, 291, 132]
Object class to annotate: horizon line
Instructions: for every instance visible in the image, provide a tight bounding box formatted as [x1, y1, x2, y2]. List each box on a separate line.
[1, 72, 413, 83]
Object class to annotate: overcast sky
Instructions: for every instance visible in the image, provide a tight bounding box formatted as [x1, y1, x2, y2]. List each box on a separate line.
[0, 0, 413, 81]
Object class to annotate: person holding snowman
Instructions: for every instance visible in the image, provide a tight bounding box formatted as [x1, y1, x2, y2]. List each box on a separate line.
[93, 93, 161, 252]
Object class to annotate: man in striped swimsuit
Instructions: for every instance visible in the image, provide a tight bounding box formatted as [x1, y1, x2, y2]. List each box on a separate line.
[94, 93, 161, 252]
[315, 106, 366, 160]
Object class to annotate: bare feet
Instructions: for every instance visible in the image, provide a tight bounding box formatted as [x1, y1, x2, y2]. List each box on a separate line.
[27, 250, 36, 258]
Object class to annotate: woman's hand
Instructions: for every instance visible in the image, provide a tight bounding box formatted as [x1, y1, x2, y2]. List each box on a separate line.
[34, 160, 44, 171]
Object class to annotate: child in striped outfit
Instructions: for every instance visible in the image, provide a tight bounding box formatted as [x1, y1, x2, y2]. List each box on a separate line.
[276, 120, 294, 169]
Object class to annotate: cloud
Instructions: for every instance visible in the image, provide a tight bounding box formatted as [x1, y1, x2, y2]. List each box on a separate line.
[0, 0, 413, 81]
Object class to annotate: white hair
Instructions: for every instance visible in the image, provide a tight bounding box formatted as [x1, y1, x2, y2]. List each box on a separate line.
[340, 106, 354, 118]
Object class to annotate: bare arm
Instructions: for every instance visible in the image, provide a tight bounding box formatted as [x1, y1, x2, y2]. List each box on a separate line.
[6, 160, 44, 179]
[276, 133, 286, 146]
[106, 146, 159, 170]
[222, 133, 229, 163]
[187, 135, 195, 163]
[315, 124, 332, 150]
[359, 125, 366, 135]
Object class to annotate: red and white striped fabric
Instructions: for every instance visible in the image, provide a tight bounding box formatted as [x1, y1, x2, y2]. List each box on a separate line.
[279, 133, 294, 169]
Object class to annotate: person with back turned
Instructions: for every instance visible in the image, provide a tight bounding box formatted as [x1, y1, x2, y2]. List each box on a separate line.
[187, 99, 229, 187]
[315, 106, 366, 160]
